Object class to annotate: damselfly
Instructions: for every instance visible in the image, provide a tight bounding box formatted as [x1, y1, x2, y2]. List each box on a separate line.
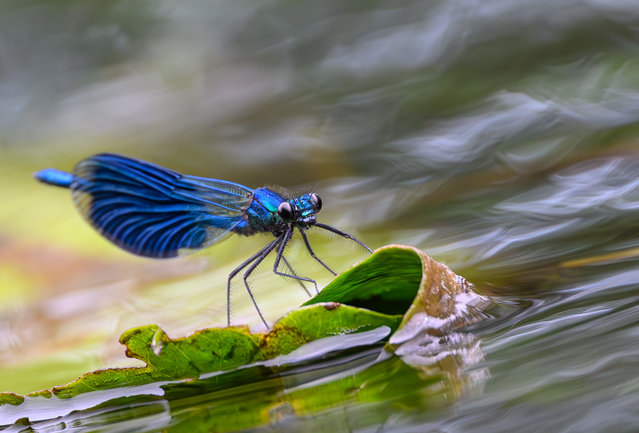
[35, 153, 371, 329]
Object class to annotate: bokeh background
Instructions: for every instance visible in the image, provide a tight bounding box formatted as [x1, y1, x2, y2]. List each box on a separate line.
[2, 0, 639, 431]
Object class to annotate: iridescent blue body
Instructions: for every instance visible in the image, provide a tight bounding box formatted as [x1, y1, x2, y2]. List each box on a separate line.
[35, 153, 371, 329]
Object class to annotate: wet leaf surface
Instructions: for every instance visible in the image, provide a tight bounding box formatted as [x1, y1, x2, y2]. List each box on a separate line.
[0, 245, 487, 430]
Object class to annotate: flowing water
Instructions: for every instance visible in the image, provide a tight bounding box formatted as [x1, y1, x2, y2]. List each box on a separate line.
[2, 1, 639, 432]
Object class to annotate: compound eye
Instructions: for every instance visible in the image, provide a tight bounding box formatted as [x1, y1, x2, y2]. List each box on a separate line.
[310, 193, 322, 211]
[278, 201, 296, 223]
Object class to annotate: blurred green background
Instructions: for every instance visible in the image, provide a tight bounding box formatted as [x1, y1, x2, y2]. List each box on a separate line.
[2, 1, 639, 431]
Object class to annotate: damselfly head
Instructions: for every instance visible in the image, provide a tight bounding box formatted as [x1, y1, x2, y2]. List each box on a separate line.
[278, 192, 322, 227]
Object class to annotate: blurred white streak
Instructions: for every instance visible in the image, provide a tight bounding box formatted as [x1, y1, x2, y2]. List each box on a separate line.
[497, 157, 639, 216]
[319, 0, 639, 76]
[385, 83, 639, 177]
[391, 92, 559, 169]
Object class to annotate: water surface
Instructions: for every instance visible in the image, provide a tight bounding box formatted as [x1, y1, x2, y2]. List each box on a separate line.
[2, 0, 639, 431]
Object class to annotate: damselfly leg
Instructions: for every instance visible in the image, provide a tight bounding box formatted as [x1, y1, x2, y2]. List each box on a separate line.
[314, 223, 373, 253]
[227, 236, 282, 328]
[272, 227, 318, 295]
[299, 227, 337, 276]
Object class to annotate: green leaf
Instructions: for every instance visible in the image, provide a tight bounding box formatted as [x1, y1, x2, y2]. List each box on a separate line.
[0, 393, 24, 406]
[0, 244, 484, 411]
[303, 244, 424, 315]
[46, 304, 400, 400]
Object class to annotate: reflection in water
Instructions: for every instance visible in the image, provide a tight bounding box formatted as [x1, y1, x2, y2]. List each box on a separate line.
[394, 332, 486, 398]
[389, 269, 491, 400]
[3, 338, 485, 433]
